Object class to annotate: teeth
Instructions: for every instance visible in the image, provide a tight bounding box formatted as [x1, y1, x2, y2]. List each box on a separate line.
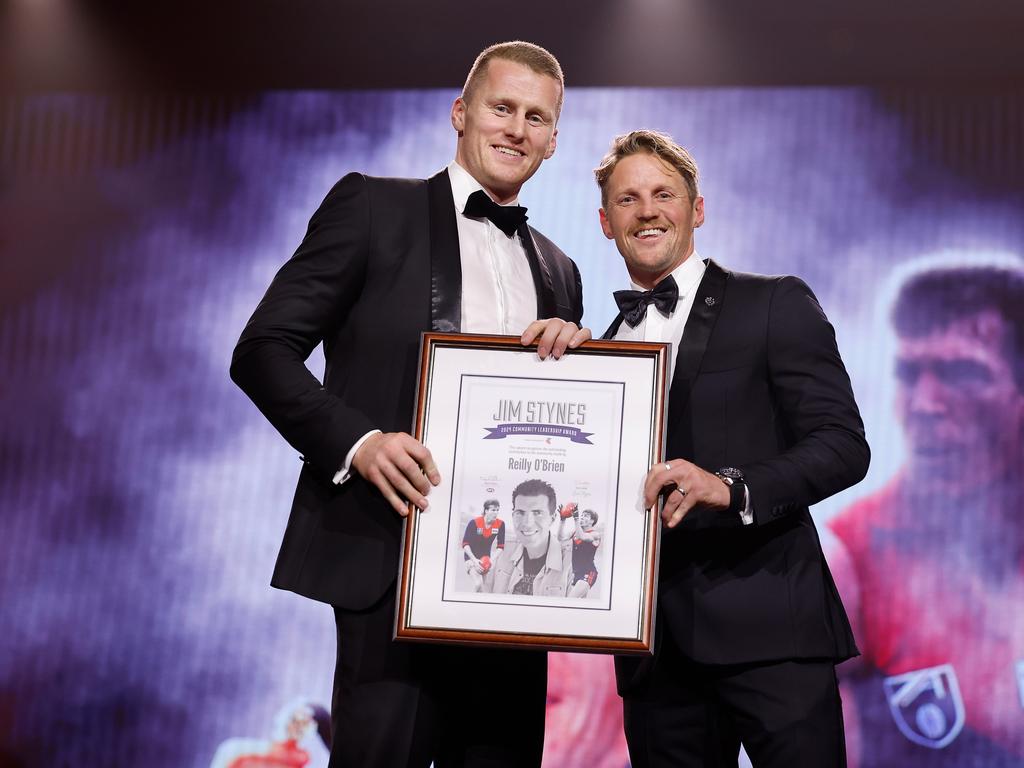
[496, 146, 523, 157]
[636, 228, 665, 238]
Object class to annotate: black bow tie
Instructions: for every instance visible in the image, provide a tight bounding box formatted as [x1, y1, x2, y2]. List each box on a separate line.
[463, 189, 528, 237]
[613, 275, 680, 328]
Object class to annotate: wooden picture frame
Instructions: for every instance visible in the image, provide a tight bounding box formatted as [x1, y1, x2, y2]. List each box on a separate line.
[394, 333, 669, 654]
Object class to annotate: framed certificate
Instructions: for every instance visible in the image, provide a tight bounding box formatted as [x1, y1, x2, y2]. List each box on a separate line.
[394, 333, 669, 654]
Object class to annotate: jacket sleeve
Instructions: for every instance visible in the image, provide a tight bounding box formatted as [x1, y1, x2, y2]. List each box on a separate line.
[229, 172, 377, 474]
[571, 258, 584, 325]
[742, 276, 871, 525]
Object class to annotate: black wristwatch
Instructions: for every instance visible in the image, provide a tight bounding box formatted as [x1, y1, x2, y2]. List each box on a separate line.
[714, 467, 746, 516]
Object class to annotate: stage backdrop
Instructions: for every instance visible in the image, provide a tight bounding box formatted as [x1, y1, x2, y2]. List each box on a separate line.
[1, 88, 1022, 767]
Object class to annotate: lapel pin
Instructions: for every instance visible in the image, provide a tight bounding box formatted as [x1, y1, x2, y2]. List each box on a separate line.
[705, 296, 716, 307]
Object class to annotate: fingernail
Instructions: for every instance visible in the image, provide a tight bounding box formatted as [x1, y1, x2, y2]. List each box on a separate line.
[538, 346, 548, 358]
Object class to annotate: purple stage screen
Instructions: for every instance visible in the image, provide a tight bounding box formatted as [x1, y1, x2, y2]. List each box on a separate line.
[1, 89, 1022, 767]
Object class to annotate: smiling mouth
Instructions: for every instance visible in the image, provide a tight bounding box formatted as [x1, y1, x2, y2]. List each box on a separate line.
[494, 145, 525, 158]
[633, 227, 666, 240]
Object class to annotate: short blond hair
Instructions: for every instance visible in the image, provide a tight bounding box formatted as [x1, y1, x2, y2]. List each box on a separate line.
[595, 130, 699, 208]
[462, 41, 564, 115]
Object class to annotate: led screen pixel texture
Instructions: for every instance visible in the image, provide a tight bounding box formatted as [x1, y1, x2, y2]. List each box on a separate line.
[1, 88, 1022, 767]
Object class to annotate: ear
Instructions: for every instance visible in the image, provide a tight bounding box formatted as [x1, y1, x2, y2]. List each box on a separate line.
[544, 127, 558, 160]
[451, 97, 466, 133]
[599, 208, 614, 240]
[693, 196, 705, 228]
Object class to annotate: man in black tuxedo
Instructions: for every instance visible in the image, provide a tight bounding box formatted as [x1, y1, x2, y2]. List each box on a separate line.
[597, 130, 869, 767]
[230, 41, 588, 767]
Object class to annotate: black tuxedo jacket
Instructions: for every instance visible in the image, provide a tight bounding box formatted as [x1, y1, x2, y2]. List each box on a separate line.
[608, 260, 868, 686]
[230, 170, 583, 610]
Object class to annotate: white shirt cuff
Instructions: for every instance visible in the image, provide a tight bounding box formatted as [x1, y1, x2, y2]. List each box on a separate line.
[739, 483, 754, 526]
[332, 429, 382, 485]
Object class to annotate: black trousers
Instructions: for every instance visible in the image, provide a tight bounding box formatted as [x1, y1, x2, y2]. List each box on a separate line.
[329, 590, 547, 768]
[622, 631, 847, 768]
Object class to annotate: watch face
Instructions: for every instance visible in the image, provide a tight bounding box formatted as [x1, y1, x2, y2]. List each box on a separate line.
[717, 466, 744, 481]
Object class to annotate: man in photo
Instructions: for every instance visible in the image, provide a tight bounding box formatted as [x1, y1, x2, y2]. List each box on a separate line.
[597, 130, 869, 767]
[828, 259, 1024, 765]
[568, 508, 601, 598]
[461, 498, 505, 592]
[490, 479, 574, 597]
[230, 41, 589, 767]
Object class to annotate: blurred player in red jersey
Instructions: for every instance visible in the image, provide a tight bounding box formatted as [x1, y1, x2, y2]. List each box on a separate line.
[828, 259, 1024, 766]
[545, 652, 630, 768]
[210, 699, 331, 768]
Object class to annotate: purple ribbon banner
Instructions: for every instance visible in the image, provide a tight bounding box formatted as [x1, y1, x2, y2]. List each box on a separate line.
[483, 423, 593, 444]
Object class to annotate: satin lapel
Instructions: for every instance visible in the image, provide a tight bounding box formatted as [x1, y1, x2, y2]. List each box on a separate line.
[519, 224, 557, 319]
[667, 259, 728, 430]
[602, 314, 625, 340]
[427, 170, 462, 332]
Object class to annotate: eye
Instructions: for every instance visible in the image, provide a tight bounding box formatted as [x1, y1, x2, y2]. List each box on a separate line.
[936, 360, 993, 388]
[617, 195, 635, 205]
[894, 360, 921, 385]
[494, 104, 510, 114]
[527, 113, 546, 125]
[656, 191, 676, 201]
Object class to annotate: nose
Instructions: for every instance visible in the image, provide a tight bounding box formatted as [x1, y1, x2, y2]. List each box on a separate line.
[906, 368, 948, 415]
[504, 112, 526, 141]
[636, 195, 658, 220]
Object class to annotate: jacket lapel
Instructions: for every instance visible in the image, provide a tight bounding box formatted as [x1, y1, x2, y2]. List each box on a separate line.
[519, 224, 558, 319]
[602, 314, 625, 340]
[666, 259, 728, 431]
[427, 170, 462, 332]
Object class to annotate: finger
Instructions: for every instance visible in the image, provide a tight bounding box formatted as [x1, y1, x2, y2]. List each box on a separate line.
[370, 470, 410, 516]
[665, 487, 690, 528]
[536, 320, 564, 360]
[658, 485, 682, 524]
[548, 322, 579, 359]
[399, 435, 441, 486]
[381, 462, 430, 511]
[392, 451, 433, 497]
[568, 326, 592, 349]
[643, 462, 673, 509]
[421, 456, 441, 486]
[520, 319, 549, 346]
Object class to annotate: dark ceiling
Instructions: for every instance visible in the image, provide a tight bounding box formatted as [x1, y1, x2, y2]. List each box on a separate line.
[2, 0, 1023, 91]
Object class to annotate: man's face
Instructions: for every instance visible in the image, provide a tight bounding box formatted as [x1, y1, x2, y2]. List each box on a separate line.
[599, 152, 704, 289]
[451, 59, 560, 205]
[579, 511, 594, 529]
[483, 503, 499, 524]
[512, 493, 555, 549]
[895, 311, 1024, 493]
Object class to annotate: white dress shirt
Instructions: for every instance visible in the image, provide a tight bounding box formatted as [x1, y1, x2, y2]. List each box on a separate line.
[612, 252, 706, 385]
[333, 161, 540, 483]
[448, 160, 538, 334]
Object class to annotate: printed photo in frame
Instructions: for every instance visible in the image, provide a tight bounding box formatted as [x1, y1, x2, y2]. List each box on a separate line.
[395, 333, 669, 654]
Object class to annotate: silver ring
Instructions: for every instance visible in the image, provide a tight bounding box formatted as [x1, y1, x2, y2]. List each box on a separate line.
[664, 462, 672, 472]
[674, 487, 687, 497]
